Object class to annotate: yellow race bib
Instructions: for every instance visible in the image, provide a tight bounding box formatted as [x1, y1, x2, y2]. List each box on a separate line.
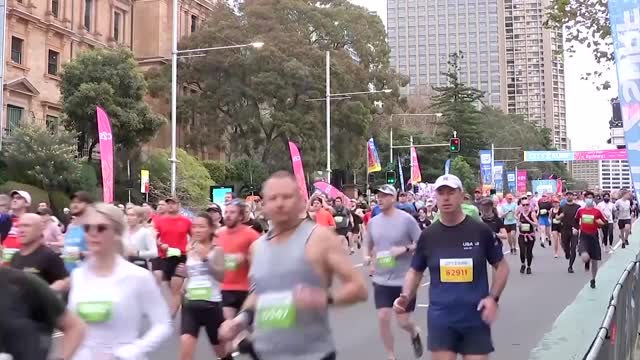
[440, 258, 473, 283]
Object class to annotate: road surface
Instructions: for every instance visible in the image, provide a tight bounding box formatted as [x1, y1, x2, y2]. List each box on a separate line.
[51, 235, 624, 359]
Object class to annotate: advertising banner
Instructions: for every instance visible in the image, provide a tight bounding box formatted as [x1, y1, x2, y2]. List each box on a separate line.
[523, 149, 628, 162]
[367, 138, 382, 173]
[479, 150, 492, 185]
[494, 162, 504, 194]
[506, 171, 516, 194]
[609, 0, 640, 200]
[96, 106, 114, 203]
[410, 147, 422, 185]
[444, 159, 451, 175]
[398, 156, 406, 192]
[140, 170, 149, 194]
[516, 170, 528, 194]
[531, 180, 557, 195]
[288, 141, 309, 201]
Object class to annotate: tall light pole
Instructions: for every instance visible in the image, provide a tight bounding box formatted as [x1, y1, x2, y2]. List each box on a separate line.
[169, 1, 263, 196]
[389, 113, 443, 162]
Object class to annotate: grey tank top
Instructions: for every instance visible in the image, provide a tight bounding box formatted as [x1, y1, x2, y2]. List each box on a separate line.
[250, 220, 335, 360]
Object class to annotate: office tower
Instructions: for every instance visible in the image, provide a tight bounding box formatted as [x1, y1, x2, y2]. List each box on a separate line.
[504, 0, 568, 149]
[386, 0, 508, 110]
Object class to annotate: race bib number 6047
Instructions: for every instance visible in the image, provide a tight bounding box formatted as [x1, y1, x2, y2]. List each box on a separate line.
[440, 258, 473, 283]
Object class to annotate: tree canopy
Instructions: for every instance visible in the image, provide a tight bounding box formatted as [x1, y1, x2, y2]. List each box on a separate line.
[60, 48, 165, 159]
[449, 157, 478, 194]
[147, 0, 406, 173]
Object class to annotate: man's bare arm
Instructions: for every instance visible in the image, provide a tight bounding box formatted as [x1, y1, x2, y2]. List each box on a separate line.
[321, 227, 368, 305]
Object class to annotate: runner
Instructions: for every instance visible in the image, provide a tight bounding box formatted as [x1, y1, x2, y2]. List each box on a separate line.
[217, 200, 260, 358]
[597, 192, 616, 254]
[615, 190, 632, 248]
[415, 207, 432, 230]
[150, 200, 168, 283]
[500, 194, 518, 254]
[308, 196, 336, 228]
[479, 198, 507, 241]
[517, 197, 537, 274]
[67, 203, 171, 359]
[124, 206, 158, 269]
[2, 190, 31, 265]
[349, 199, 365, 249]
[394, 174, 509, 360]
[332, 197, 353, 254]
[218, 171, 368, 360]
[365, 184, 423, 360]
[63, 191, 93, 274]
[537, 194, 552, 248]
[576, 191, 606, 288]
[550, 197, 562, 258]
[154, 197, 192, 317]
[38, 207, 64, 252]
[558, 191, 581, 273]
[177, 212, 231, 360]
[10, 213, 70, 292]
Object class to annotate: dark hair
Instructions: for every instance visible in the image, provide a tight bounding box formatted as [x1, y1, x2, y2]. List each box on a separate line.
[584, 191, 595, 198]
[71, 191, 94, 204]
[36, 208, 53, 216]
[196, 211, 215, 228]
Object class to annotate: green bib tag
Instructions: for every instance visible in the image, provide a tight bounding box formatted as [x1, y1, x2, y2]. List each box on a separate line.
[520, 223, 531, 232]
[540, 209, 548, 215]
[187, 287, 212, 301]
[224, 254, 240, 271]
[257, 292, 297, 330]
[376, 251, 396, 268]
[2, 248, 18, 263]
[76, 301, 113, 323]
[62, 246, 80, 263]
[582, 214, 595, 224]
[167, 247, 181, 257]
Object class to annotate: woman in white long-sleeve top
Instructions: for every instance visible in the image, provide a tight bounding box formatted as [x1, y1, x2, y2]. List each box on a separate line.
[67, 202, 172, 360]
[124, 206, 158, 268]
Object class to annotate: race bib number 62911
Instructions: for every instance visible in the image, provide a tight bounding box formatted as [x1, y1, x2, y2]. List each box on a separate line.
[440, 258, 473, 283]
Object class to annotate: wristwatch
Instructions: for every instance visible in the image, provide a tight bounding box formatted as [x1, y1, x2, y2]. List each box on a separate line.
[490, 294, 500, 304]
[405, 245, 410, 253]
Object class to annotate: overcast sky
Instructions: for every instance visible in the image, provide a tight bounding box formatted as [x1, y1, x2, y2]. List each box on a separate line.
[348, 0, 617, 151]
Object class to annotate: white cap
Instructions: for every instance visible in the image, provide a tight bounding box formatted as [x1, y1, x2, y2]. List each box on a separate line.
[434, 174, 463, 190]
[10, 190, 31, 205]
[376, 184, 397, 196]
[526, 191, 533, 196]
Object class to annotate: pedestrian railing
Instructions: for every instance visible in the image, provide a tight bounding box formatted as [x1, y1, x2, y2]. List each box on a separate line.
[583, 255, 640, 360]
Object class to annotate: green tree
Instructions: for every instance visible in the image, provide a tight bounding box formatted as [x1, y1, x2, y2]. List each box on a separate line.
[449, 157, 478, 194]
[3, 124, 85, 191]
[431, 52, 488, 169]
[143, 149, 212, 208]
[60, 48, 165, 159]
[202, 160, 229, 185]
[147, 0, 406, 172]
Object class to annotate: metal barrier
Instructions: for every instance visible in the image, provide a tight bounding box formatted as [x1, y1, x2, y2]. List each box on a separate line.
[584, 255, 640, 360]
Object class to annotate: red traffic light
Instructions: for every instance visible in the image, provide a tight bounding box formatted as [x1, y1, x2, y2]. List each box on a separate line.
[449, 138, 460, 152]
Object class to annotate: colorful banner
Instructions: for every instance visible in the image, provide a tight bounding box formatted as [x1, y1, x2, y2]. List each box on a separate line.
[506, 171, 516, 194]
[140, 170, 149, 194]
[398, 156, 406, 192]
[479, 150, 492, 185]
[523, 149, 628, 162]
[609, 0, 640, 200]
[493, 162, 504, 194]
[444, 159, 451, 175]
[367, 138, 382, 173]
[410, 147, 422, 185]
[313, 181, 349, 204]
[531, 180, 557, 195]
[288, 141, 309, 201]
[557, 178, 563, 194]
[96, 106, 114, 203]
[516, 170, 528, 194]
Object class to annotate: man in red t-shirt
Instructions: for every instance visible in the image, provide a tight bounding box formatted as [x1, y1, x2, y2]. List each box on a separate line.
[154, 197, 191, 316]
[2, 190, 31, 265]
[575, 191, 606, 289]
[150, 200, 168, 284]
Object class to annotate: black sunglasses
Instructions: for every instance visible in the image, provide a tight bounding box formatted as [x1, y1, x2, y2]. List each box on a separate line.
[83, 224, 110, 233]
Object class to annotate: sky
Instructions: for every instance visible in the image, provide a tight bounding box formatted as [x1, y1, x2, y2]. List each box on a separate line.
[348, 0, 617, 151]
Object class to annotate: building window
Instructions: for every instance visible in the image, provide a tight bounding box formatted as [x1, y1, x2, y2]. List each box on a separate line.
[113, 11, 122, 42]
[52, 0, 59, 17]
[48, 50, 59, 75]
[46, 115, 59, 132]
[84, 0, 92, 30]
[7, 105, 24, 135]
[190, 14, 198, 33]
[10, 37, 23, 64]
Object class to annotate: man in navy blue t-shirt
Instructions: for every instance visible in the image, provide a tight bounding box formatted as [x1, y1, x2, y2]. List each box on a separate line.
[393, 174, 510, 359]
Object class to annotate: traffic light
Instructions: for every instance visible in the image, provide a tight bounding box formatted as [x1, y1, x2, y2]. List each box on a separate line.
[449, 137, 461, 152]
[386, 171, 396, 185]
[367, 173, 375, 184]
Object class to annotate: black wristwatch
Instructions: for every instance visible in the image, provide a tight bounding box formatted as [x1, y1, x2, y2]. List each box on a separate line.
[491, 294, 500, 304]
[327, 293, 335, 306]
[405, 245, 410, 253]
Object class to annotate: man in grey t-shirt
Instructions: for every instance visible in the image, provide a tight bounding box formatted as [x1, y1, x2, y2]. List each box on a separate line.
[365, 184, 424, 360]
[615, 191, 633, 247]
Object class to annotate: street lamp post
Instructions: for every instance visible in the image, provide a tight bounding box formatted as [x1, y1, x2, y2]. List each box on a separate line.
[169, 0, 263, 196]
[389, 113, 443, 162]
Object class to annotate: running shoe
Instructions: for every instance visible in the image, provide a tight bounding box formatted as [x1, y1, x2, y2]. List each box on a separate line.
[590, 279, 596, 289]
[411, 327, 424, 358]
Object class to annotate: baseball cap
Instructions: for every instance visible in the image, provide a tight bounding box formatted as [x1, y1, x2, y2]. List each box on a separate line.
[526, 191, 533, 196]
[206, 204, 222, 214]
[10, 190, 31, 205]
[165, 196, 179, 203]
[434, 174, 463, 190]
[376, 184, 397, 196]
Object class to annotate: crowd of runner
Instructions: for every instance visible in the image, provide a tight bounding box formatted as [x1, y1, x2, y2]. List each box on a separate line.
[0, 173, 636, 360]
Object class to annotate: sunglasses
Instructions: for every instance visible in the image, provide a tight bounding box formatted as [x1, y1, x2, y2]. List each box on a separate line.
[83, 224, 111, 233]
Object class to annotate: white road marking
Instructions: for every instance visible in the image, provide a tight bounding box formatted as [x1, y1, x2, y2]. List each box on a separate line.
[613, 239, 623, 250]
[416, 304, 429, 308]
[354, 263, 364, 268]
[53, 330, 63, 338]
[420, 281, 430, 287]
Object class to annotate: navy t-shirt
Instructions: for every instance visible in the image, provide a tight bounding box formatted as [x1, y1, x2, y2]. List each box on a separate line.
[411, 216, 504, 327]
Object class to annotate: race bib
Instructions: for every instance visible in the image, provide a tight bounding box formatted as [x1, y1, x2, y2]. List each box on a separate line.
[2, 248, 18, 263]
[224, 254, 240, 271]
[256, 291, 296, 329]
[186, 276, 213, 301]
[62, 246, 80, 262]
[540, 209, 548, 215]
[376, 251, 396, 268]
[76, 301, 113, 323]
[334, 216, 344, 223]
[440, 258, 473, 283]
[520, 223, 531, 232]
[553, 219, 561, 224]
[167, 247, 182, 257]
[582, 214, 595, 224]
